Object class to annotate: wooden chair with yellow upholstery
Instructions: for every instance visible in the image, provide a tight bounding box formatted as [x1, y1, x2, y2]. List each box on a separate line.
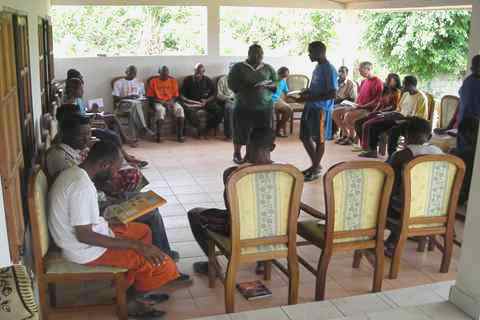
[286, 74, 310, 134]
[430, 95, 460, 153]
[28, 167, 129, 320]
[387, 154, 465, 279]
[207, 164, 304, 313]
[297, 161, 395, 301]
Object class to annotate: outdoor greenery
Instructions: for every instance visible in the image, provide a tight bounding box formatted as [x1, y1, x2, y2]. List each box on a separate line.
[361, 10, 471, 81]
[51, 6, 207, 57]
[220, 7, 339, 56]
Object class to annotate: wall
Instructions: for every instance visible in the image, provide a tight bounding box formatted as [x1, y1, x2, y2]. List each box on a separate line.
[55, 55, 337, 112]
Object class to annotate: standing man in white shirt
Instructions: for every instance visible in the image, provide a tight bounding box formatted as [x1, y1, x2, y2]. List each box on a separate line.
[113, 65, 154, 140]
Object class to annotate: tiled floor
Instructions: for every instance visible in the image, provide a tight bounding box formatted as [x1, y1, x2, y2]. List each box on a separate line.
[50, 132, 464, 320]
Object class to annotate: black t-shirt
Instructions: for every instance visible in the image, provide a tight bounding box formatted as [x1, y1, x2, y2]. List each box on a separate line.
[181, 75, 216, 101]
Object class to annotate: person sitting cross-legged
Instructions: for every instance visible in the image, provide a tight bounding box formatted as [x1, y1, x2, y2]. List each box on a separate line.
[181, 64, 223, 139]
[146, 66, 186, 143]
[384, 117, 443, 255]
[113, 65, 155, 141]
[187, 128, 276, 275]
[358, 75, 428, 158]
[272, 67, 293, 138]
[48, 141, 183, 318]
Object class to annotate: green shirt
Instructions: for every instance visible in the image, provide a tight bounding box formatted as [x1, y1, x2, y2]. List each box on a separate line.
[228, 61, 277, 111]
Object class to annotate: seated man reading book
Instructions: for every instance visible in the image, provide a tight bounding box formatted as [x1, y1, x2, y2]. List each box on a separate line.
[48, 141, 180, 317]
[46, 114, 182, 263]
[187, 128, 276, 274]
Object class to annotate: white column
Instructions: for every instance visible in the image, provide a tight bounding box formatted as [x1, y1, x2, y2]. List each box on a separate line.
[207, 1, 220, 57]
[449, 2, 480, 318]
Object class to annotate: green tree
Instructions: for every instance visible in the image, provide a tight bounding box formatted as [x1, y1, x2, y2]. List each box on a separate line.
[220, 8, 338, 56]
[361, 10, 471, 80]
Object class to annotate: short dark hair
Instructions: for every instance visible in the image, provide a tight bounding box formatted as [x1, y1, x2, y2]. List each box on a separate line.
[65, 78, 83, 98]
[248, 128, 276, 150]
[309, 41, 326, 54]
[67, 69, 82, 80]
[472, 54, 480, 69]
[56, 104, 80, 123]
[60, 114, 90, 138]
[406, 117, 431, 139]
[278, 67, 289, 75]
[248, 43, 263, 53]
[85, 140, 121, 164]
[404, 75, 418, 87]
[339, 66, 349, 73]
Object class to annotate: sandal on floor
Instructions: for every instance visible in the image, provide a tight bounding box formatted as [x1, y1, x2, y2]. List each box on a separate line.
[137, 161, 149, 168]
[128, 309, 166, 319]
[136, 293, 170, 305]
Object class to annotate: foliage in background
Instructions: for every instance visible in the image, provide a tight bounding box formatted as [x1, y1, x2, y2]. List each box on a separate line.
[51, 6, 206, 57]
[220, 7, 339, 56]
[361, 10, 471, 81]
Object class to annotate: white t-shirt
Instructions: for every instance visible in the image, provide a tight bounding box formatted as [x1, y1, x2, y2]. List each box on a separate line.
[48, 166, 113, 264]
[112, 78, 145, 98]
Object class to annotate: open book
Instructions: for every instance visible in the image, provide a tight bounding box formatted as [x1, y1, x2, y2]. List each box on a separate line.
[103, 191, 166, 224]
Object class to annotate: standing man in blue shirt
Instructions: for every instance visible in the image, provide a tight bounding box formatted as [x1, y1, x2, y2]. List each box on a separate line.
[458, 54, 480, 152]
[295, 41, 338, 182]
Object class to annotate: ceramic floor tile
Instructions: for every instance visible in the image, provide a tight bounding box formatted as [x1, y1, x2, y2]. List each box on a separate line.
[430, 281, 455, 300]
[417, 302, 471, 320]
[381, 284, 446, 307]
[281, 301, 343, 320]
[177, 193, 215, 204]
[171, 241, 205, 258]
[331, 293, 394, 316]
[164, 216, 190, 229]
[171, 184, 205, 194]
[229, 307, 290, 320]
[366, 306, 430, 320]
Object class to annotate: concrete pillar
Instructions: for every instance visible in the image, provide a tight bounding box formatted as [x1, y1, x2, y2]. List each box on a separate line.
[449, 2, 480, 318]
[207, 1, 220, 57]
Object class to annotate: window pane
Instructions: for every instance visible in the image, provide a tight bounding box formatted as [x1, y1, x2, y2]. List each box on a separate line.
[220, 6, 339, 57]
[51, 5, 207, 57]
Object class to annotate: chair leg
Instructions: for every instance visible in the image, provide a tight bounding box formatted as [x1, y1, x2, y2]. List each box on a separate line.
[208, 239, 217, 288]
[417, 237, 427, 252]
[389, 236, 407, 279]
[315, 251, 332, 301]
[290, 116, 294, 134]
[115, 274, 128, 320]
[264, 260, 272, 281]
[373, 246, 385, 293]
[441, 234, 454, 273]
[428, 236, 436, 252]
[225, 258, 239, 313]
[48, 283, 57, 308]
[38, 279, 50, 320]
[287, 254, 300, 305]
[352, 250, 362, 268]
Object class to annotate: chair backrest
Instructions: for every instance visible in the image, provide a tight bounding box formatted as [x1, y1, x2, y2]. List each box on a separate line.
[286, 74, 309, 92]
[424, 92, 436, 122]
[440, 95, 460, 128]
[402, 155, 465, 230]
[226, 164, 304, 255]
[28, 167, 50, 275]
[323, 161, 394, 244]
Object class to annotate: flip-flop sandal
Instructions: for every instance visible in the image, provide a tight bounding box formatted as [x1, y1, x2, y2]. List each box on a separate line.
[128, 309, 166, 319]
[137, 161, 149, 168]
[137, 293, 170, 304]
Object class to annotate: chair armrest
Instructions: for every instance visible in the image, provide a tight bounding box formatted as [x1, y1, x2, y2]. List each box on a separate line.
[300, 202, 326, 220]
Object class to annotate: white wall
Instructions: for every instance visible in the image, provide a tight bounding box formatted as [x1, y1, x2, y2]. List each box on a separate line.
[0, 0, 50, 146]
[55, 55, 337, 112]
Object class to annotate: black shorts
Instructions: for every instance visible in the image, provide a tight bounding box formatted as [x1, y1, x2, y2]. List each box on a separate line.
[233, 107, 273, 145]
[300, 104, 325, 142]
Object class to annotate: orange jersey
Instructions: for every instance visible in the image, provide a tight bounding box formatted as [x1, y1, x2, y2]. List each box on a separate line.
[147, 76, 179, 101]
